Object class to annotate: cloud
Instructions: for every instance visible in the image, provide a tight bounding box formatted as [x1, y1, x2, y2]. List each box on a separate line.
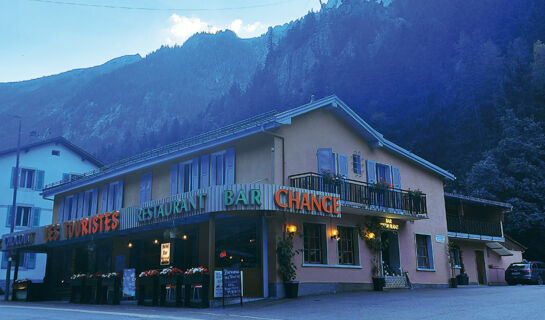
[165, 15, 266, 46]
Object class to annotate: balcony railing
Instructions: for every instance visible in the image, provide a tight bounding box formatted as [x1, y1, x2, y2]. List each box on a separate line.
[446, 215, 503, 238]
[289, 172, 427, 217]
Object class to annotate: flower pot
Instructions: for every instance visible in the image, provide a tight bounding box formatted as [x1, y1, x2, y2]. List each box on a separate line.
[137, 276, 159, 306]
[456, 273, 469, 285]
[159, 275, 182, 307]
[284, 281, 299, 298]
[372, 277, 386, 291]
[449, 277, 458, 288]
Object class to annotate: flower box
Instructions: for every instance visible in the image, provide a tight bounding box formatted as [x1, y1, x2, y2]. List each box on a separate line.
[183, 273, 208, 285]
[85, 277, 102, 304]
[12, 279, 31, 301]
[100, 276, 121, 305]
[159, 275, 182, 307]
[137, 276, 159, 306]
[70, 277, 87, 303]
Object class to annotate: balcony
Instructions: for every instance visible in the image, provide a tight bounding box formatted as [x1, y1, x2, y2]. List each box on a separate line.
[289, 172, 427, 219]
[447, 215, 504, 241]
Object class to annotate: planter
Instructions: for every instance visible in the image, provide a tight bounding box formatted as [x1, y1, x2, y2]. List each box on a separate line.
[12, 280, 31, 301]
[86, 278, 102, 304]
[456, 273, 469, 286]
[183, 273, 208, 285]
[449, 277, 458, 288]
[372, 277, 386, 291]
[70, 278, 87, 303]
[183, 274, 209, 308]
[284, 281, 299, 299]
[159, 275, 182, 307]
[100, 277, 121, 305]
[137, 276, 159, 306]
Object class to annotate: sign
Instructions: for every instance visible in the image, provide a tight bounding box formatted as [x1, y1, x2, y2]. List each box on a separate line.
[380, 218, 399, 230]
[4, 232, 36, 249]
[122, 268, 136, 297]
[62, 211, 119, 240]
[222, 268, 243, 307]
[224, 189, 262, 206]
[214, 270, 243, 298]
[160, 243, 171, 266]
[274, 189, 340, 214]
[435, 235, 446, 243]
[137, 194, 206, 223]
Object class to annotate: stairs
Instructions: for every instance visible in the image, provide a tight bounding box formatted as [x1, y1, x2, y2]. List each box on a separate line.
[385, 275, 409, 289]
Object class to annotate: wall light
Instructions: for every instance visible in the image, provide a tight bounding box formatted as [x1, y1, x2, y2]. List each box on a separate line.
[153, 239, 159, 245]
[286, 224, 297, 234]
[366, 232, 375, 240]
[182, 234, 188, 240]
[330, 229, 339, 240]
[128, 242, 133, 248]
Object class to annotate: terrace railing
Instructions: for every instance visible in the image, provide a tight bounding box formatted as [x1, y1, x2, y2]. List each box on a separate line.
[446, 215, 503, 238]
[289, 172, 427, 218]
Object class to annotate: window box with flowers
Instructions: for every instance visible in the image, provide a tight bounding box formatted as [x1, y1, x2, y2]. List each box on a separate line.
[183, 267, 209, 308]
[137, 269, 159, 306]
[159, 267, 183, 307]
[100, 272, 121, 305]
[86, 273, 103, 304]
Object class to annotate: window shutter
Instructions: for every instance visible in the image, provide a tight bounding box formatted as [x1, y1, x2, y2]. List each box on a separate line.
[178, 163, 186, 193]
[91, 188, 98, 215]
[317, 148, 334, 174]
[70, 196, 78, 221]
[225, 147, 235, 185]
[77, 192, 84, 219]
[115, 180, 124, 210]
[108, 183, 115, 211]
[366, 160, 377, 184]
[352, 154, 362, 174]
[140, 174, 147, 204]
[200, 155, 210, 188]
[210, 154, 218, 185]
[10, 167, 17, 188]
[392, 166, 401, 189]
[384, 165, 392, 184]
[427, 236, 434, 269]
[34, 170, 45, 190]
[58, 197, 65, 223]
[27, 253, 36, 269]
[192, 157, 200, 190]
[1, 252, 8, 269]
[64, 197, 71, 221]
[101, 185, 109, 213]
[32, 207, 41, 227]
[170, 163, 178, 196]
[338, 154, 348, 177]
[146, 173, 152, 202]
[6, 205, 13, 227]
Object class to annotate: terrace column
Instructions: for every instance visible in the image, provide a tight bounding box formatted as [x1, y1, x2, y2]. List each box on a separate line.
[261, 214, 269, 298]
[208, 213, 215, 300]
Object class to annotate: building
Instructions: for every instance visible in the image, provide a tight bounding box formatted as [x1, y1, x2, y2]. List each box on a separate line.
[0, 137, 102, 289]
[0, 95, 522, 304]
[445, 193, 525, 285]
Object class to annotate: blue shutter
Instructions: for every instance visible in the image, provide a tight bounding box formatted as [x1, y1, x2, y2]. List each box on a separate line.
[192, 157, 200, 190]
[140, 174, 147, 204]
[338, 154, 348, 177]
[225, 148, 235, 185]
[77, 192, 84, 219]
[34, 170, 45, 190]
[210, 154, 218, 185]
[6, 206, 13, 227]
[353, 154, 362, 174]
[101, 185, 109, 213]
[384, 165, 392, 184]
[115, 180, 124, 210]
[317, 148, 334, 174]
[10, 167, 17, 188]
[200, 155, 210, 188]
[58, 197, 65, 223]
[64, 197, 72, 221]
[427, 236, 434, 269]
[108, 183, 115, 211]
[27, 253, 36, 269]
[91, 188, 98, 215]
[366, 160, 377, 184]
[178, 163, 185, 192]
[1, 252, 8, 269]
[170, 163, 178, 196]
[32, 207, 41, 227]
[392, 166, 401, 189]
[70, 196, 77, 221]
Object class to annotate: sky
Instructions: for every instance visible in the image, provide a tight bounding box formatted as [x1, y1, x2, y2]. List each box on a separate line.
[0, 0, 322, 83]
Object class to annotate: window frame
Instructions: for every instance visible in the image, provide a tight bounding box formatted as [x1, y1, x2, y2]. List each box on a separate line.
[449, 245, 462, 269]
[336, 225, 359, 266]
[180, 160, 193, 192]
[19, 168, 36, 189]
[414, 233, 435, 271]
[211, 151, 226, 186]
[302, 222, 328, 265]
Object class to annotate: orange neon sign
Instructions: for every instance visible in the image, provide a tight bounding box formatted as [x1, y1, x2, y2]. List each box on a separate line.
[274, 189, 340, 214]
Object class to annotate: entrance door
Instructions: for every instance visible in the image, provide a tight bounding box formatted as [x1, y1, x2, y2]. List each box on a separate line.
[380, 231, 401, 276]
[475, 250, 487, 285]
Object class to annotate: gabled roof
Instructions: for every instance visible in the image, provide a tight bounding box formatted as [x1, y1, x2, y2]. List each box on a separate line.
[0, 136, 103, 167]
[444, 192, 513, 210]
[43, 95, 455, 196]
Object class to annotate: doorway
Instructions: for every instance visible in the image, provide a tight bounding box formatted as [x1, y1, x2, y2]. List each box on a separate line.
[475, 250, 487, 285]
[380, 230, 401, 276]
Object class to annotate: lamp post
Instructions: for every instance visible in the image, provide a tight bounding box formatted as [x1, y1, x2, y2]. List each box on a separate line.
[4, 115, 21, 301]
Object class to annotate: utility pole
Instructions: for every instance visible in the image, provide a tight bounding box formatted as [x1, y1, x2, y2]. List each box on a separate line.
[4, 116, 21, 301]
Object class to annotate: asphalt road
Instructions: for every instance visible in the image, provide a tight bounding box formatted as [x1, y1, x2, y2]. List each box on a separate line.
[1, 285, 544, 320]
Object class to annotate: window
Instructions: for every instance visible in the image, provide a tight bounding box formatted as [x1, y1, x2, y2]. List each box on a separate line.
[214, 153, 224, 185]
[5, 206, 32, 227]
[416, 234, 434, 270]
[1, 252, 36, 269]
[450, 245, 461, 268]
[352, 154, 362, 174]
[376, 163, 391, 184]
[140, 172, 153, 204]
[65, 196, 74, 221]
[107, 180, 124, 211]
[19, 168, 35, 188]
[182, 162, 192, 192]
[52, 150, 60, 156]
[85, 191, 94, 217]
[303, 223, 326, 264]
[338, 226, 357, 265]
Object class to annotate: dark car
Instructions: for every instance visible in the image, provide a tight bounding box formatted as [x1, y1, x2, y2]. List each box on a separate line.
[505, 261, 545, 285]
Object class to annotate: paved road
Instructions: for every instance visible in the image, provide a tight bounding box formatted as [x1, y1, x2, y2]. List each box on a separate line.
[1, 285, 544, 320]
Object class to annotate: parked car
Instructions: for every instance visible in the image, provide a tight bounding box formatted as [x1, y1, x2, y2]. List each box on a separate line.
[505, 261, 545, 285]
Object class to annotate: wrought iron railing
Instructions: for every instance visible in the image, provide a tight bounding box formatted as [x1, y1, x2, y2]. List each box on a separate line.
[289, 172, 427, 217]
[446, 215, 503, 237]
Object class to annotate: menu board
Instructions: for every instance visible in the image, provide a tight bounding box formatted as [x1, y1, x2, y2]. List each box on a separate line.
[222, 268, 242, 306]
[122, 268, 136, 297]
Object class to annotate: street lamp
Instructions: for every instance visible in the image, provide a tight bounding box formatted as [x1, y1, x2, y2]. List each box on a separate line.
[4, 115, 21, 301]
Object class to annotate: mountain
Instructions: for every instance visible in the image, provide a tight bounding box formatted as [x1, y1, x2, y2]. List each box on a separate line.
[1, 0, 545, 258]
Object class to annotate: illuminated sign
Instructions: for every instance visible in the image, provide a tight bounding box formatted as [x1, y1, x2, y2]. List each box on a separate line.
[137, 194, 206, 223]
[5, 232, 36, 249]
[380, 218, 399, 230]
[274, 189, 340, 214]
[224, 189, 262, 206]
[160, 243, 171, 266]
[63, 211, 120, 240]
[44, 224, 61, 242]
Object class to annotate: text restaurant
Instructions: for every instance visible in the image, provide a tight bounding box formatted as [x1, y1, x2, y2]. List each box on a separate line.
[2, 96, 458, 306]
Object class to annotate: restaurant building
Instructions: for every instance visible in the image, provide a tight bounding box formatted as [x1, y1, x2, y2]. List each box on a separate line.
[1, 95, 522, 303]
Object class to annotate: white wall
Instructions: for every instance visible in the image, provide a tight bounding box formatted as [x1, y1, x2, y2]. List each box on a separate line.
[0, 142, 99, 282]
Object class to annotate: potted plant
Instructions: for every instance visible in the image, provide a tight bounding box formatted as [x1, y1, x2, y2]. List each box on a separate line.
[138, 269, 159, 306]
[12, 279, 31, 301]
[159, 267, 183, 306]
[69, 273, 88, 303]
[277, 232, 302, 298]
[360, 217, 385, 291]
[447, 242, 458, 288]
[183, 266, 209, 307]
[86, 273, 103, 304]
[101, 272, 120, 304]
[456, 254, 469, 285]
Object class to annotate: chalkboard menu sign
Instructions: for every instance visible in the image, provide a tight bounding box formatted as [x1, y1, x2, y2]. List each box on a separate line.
[222, 267, 242, 307]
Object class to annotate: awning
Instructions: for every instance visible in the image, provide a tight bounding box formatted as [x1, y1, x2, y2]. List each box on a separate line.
[486, 242, 513, 256]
